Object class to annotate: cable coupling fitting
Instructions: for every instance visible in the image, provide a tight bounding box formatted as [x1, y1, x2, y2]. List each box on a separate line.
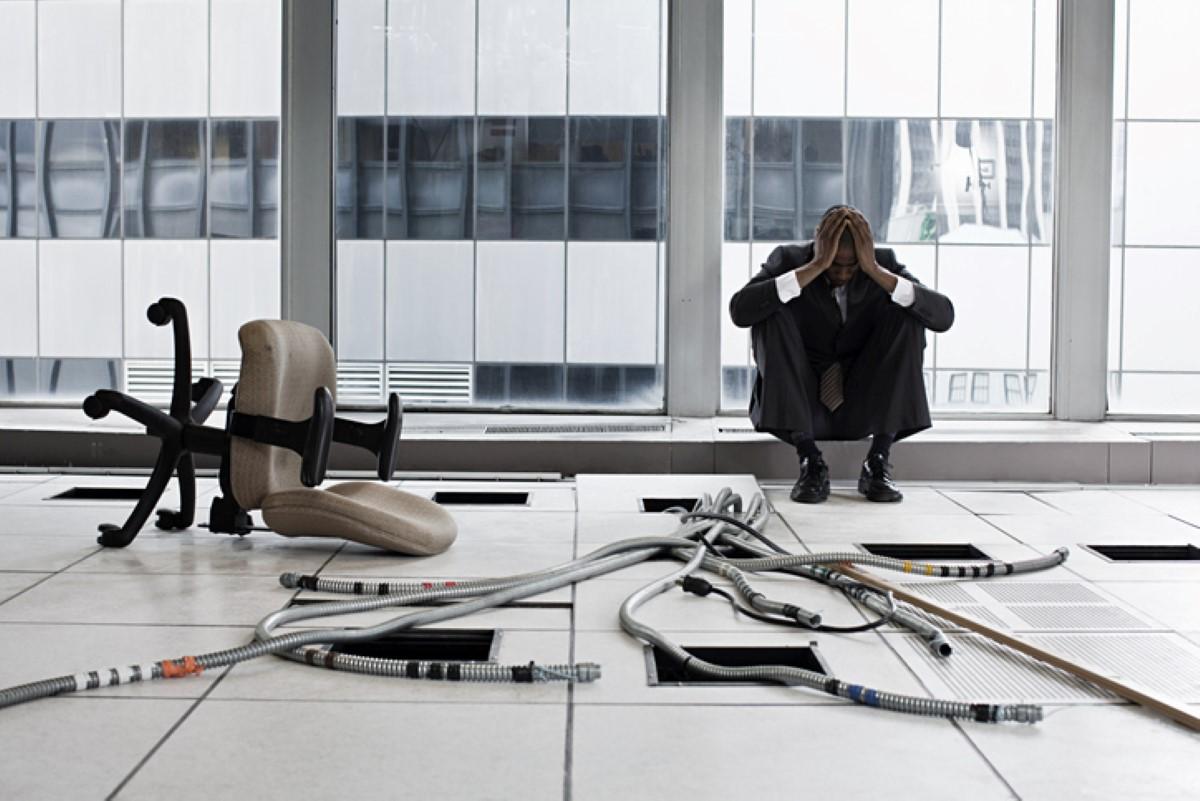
[680, 576, 715, 596]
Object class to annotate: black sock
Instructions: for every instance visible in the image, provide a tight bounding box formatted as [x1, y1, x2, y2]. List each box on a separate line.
[868, 432, 895, 461]
[794, 436, 822, 462]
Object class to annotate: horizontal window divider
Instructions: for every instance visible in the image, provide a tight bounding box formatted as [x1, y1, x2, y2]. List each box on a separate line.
[726, 114, 1057, 123]
[1113, 244, 1200, 250]
[1118, 118, 1200, 124]
[1108, 370, 1200, 376]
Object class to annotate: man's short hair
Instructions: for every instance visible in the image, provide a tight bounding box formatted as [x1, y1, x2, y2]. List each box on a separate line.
[820, 204, 851, 225]
[818, 204, 857, 248]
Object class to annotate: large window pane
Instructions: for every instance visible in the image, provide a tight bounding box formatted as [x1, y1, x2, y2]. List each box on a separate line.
[0, 2, 37, 119]
[41, 120, 121, 239]
[569, 0, 660, 116]
[336, 117, 386, 239]
[939, 0, 1034, 119]
[752, 118, 843, 242]
[1125, 0, 1200, 120]
[37, 0, 122, 118]
[336, 240, 385, 362]
[124, 0, 209, 118]
[123, 119, 207, 239]
[724, 118, 751, 241]
[569, 116, 663, 241]
[754, 0, 844, 116]
[335, 1, 667, 409]
[0, 4, 281, 401]
[387, 117, 474, 240]
[478, 117, 565, 240]
[0, 241, 38, 361]
[210, 119, 278, 238]
[1122, 123, 1200, 246]
[721, 1, 1053, 413]
[476, 0, 567, 117]
[337, 0, 386, 117]
[935, 246, 1030, 371]
[387, 0, 475, 116]
[0, 121, 38, 238]
[931, 119, 1053, 245]
[846, 0, 939, 118]
[1110, 0, 1200, 412]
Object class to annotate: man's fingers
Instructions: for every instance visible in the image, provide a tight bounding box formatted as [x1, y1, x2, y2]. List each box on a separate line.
[846, 216, 863, 242]
[851, 210, 872, 235]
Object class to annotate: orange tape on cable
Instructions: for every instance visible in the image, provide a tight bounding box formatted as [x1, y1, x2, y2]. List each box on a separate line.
[160, 656, 204, 679]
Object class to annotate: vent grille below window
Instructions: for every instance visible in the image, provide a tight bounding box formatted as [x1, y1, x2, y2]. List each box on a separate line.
[123, 360, 212, 403]
[336, 362, 385, 404]
[209, 361, 241, 394]
[387, 363, 472, 404]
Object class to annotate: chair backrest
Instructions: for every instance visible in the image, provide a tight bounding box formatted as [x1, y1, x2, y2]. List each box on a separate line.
[231, 319, 336, 510]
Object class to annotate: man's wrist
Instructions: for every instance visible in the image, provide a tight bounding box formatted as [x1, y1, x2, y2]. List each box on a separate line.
[867, 261, 898, 291]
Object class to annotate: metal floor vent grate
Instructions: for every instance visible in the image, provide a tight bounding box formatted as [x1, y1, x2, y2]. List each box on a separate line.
[1022, 634, 1200, 701]
[646, 643, 827, 686]
[387, 363, 472, 405]
[1009, 604, 1154, 631]
[1086, 544, 1200, 562]
[484, 423, 667, 435]
[977, 582, 1106, 604]
[900, 583, 976, 604]
[902, 634, 1113, 702]
[892, 604, 1009, 632]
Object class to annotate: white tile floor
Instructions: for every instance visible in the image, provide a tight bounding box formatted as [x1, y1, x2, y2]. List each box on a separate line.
[2, 472, 1200, 799]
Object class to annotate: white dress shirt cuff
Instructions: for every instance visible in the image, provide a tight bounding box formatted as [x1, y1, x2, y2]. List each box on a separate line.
[890, 276, 916, 307]
[774, 270, 802, 303]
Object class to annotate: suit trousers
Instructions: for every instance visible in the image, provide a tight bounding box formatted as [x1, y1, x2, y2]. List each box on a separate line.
[751, 300, 932, 444]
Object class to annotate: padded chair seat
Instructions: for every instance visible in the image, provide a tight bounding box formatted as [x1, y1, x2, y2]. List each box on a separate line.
[261, 482, 457, 555]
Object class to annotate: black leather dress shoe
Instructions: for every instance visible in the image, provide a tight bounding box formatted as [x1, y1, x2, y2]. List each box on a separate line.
[858, 453, 903, 503]
[790, 456, 830, 503]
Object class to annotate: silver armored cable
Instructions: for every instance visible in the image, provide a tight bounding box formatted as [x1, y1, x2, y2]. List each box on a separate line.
[0, 489, 1060, 724]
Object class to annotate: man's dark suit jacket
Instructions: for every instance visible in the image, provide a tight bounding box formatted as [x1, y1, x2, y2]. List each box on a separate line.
[729, 242, 954, 436]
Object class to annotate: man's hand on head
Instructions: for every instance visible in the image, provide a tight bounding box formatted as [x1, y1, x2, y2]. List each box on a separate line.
[848, 210, 899, 294]
[812, 209, 850, 272]
[847, 210, 878, 272]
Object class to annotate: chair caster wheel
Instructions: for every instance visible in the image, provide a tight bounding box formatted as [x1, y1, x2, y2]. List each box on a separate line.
[155, 509, 189, 531]
[97, 523, 132, 548]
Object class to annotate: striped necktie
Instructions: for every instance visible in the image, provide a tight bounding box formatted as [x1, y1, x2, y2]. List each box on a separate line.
[820, 362, 844, 412]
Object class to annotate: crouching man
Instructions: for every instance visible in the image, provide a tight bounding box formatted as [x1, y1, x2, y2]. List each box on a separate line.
[729, 205, 954, 504]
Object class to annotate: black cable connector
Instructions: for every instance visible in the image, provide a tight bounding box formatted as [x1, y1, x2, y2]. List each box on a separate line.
[679, 575, 895, 634]
[680, 576, 716, 596]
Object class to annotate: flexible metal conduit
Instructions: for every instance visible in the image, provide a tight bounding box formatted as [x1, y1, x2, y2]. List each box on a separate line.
[0, 488, 1060, 724]
[616, 500, 1043, 724]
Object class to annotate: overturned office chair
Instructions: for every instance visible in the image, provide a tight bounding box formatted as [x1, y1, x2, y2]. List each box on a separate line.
[81, 297, 456, 555]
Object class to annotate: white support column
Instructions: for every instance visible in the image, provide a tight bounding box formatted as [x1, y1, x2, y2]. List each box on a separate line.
[280, 0, 336, 338]
[1052, 0, 1115, 420]
[665, 0, 723, 417]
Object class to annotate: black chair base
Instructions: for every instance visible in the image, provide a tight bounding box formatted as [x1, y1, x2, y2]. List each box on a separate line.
[82, 299, 236, 548]
[83, 297, 405, 549]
